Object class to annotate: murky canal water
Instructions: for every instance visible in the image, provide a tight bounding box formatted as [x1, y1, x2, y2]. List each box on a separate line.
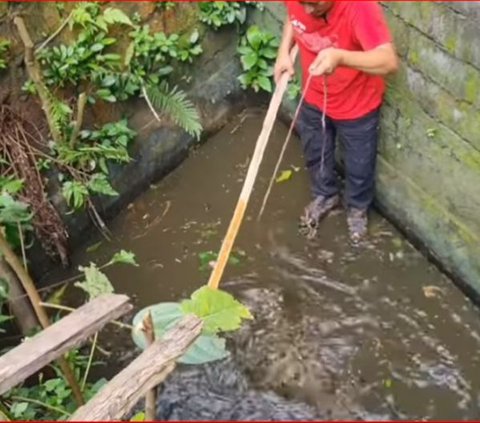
[43, 108, 480, 420]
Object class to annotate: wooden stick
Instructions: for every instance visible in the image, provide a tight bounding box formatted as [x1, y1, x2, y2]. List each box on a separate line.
[141, 311, 156, 421]
[69, 315, 202, 421]
[207, 46, 298, 290]
[14, 17, 62, 144]
[0, 294, 131, 396]
[69, 92, 87, 148]
[0, 233, 85, 405]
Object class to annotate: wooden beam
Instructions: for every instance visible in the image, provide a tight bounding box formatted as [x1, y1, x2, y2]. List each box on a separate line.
[0, 294, 132, 395]
[69, 315, 203, 421]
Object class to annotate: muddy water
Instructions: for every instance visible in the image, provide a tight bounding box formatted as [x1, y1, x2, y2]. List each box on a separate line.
[43, 108, 480, 419]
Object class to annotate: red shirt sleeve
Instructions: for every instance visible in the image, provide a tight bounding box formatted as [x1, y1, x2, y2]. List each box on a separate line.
[352, 2, 392, 51]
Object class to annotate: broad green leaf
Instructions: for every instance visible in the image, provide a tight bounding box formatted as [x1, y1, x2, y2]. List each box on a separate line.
[131, 302, 229, 364]
[0, 177, 24, 194]
[275, 169, 293, 183]
[257, 75, 272, 93]
[178, 333, 229, 364]
[102, 7, 133, 27]
[180, 286, 253, 334]
[0, 193, 32, 225]
[246, 25, 262, 50]
[241, 51, 258, 71]
[10, 402, 28, 418]
[102, 75, 117, 87]
[109, 250, 138, 267]
[75, 264, 114, 300]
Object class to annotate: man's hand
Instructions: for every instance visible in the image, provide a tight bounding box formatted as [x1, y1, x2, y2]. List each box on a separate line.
[309, 47, 344, 76]
[274, 50, 295, 84]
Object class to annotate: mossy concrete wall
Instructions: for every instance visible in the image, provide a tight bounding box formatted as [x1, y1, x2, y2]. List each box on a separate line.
[251, 2, 480, 296]
[0, 2, 246, 275]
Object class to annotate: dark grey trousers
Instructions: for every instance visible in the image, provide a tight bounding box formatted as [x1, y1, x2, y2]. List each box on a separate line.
[296, 102, 380, 211]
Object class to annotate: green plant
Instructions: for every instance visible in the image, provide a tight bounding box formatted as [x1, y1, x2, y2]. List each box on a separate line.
[0, 177, 33, 249]
[0, 249, 138, 420]
[156, 2, 176, 11]
[0, 39, 10, 70]
[145, 81, 202, 139]
[132, 285, 253, 364]
[237, 25, 279, 93]
[287, 76, 301, 100]
[199, 2, 246, 29]
[2, 349, 106, 420]
[198, 2, 263, 30]
[53, 119, 136, 210]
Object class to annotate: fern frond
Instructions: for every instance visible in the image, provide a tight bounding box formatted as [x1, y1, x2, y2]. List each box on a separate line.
[48, 93, 72, 135]
[145, 81, 202, 140]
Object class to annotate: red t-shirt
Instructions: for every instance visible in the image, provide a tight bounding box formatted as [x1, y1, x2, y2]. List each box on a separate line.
[285, 1, 392, 120]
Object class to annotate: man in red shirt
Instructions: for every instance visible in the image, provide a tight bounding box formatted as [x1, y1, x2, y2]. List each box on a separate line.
[274, 1, 398, 243]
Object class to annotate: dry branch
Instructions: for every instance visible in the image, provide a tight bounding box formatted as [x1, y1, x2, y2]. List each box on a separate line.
[14, 17, 62, 144]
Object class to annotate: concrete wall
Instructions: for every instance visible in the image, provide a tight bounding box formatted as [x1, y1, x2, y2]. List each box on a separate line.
[251, 2, 480, 296]
[0, 2, 247, 275]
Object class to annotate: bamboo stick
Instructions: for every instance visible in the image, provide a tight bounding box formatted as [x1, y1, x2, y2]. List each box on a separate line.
[207, 46, 298, 290]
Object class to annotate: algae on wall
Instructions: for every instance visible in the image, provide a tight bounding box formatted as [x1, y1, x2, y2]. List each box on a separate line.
[250, 2, 480, 296]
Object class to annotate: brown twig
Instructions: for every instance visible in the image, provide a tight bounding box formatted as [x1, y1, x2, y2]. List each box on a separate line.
[35, 10, 74, 54]
[0, 232, 84, 406]
[69, 92, 87, 149]
[14, 17, 62, 144]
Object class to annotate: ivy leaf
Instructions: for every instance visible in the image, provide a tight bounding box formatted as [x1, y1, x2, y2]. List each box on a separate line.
[88, 174, 118, 197]
[75, 263, 114, 300]
[275, 169, 293, 183]
[180, 286, 253, 334]
[109, 250, 138, 267]
[102, 8, 133, 27]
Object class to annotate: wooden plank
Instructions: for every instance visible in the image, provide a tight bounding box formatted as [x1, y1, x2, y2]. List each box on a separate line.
[69, 315, 203, 421]
[0, 294, 132, 395]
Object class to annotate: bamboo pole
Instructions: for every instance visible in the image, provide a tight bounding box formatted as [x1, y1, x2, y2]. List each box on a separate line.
[0, 233, 85, 405]
[141, 311, 156, 421]
[207, 46, 298, 290]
